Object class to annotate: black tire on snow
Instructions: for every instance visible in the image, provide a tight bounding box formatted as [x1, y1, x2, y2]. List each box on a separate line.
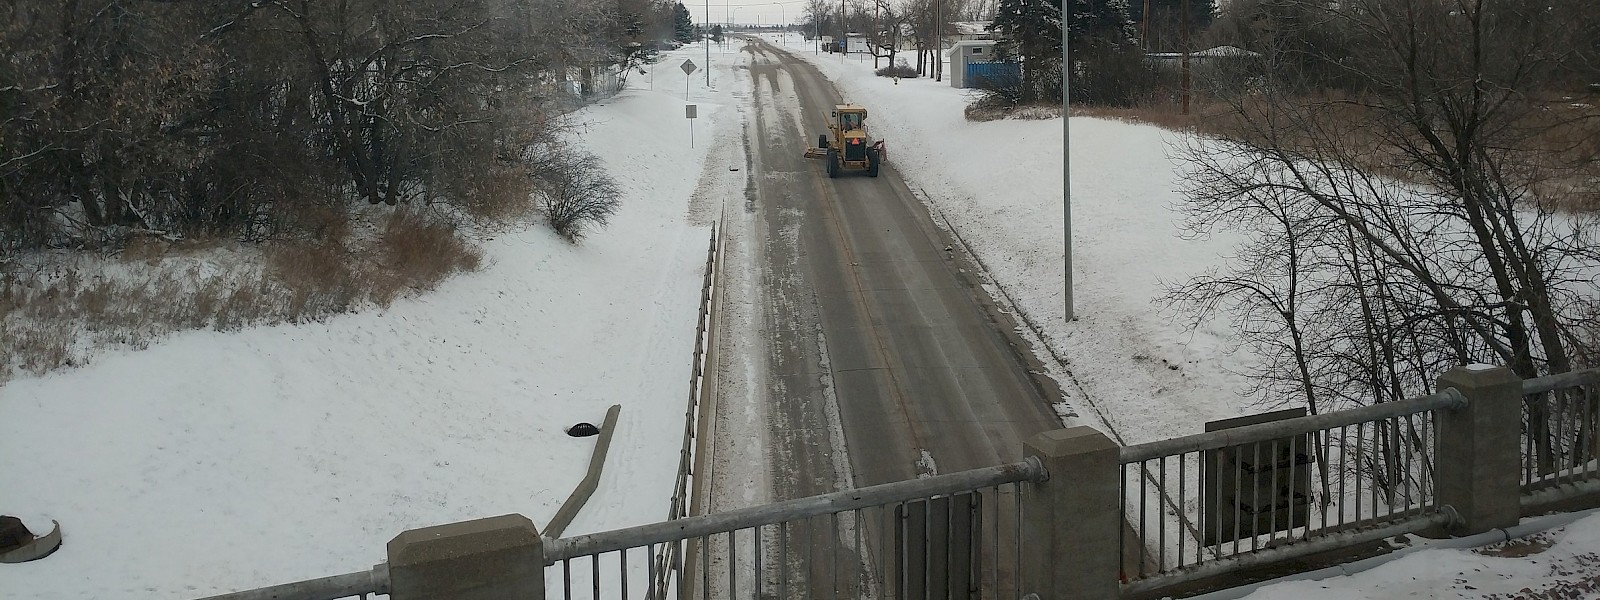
[866, 148, 880, 177]
[826, 149, 839, 178]
[818, 134, 829, 149]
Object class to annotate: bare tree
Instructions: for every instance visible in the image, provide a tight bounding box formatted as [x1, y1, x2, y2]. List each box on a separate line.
[1168, 0, 1600, 488]
[905, 0, 965, 77]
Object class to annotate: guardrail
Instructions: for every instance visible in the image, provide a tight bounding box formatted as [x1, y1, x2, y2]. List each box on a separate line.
[1118, 390, 1464, 595]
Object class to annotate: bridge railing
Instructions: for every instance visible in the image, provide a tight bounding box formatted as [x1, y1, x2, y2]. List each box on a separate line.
[1520, 369, 1600, 511]
[195, 365, 1600, 600]
[1117, 390, 1464, 596]
[544, 460, 1041, 599]
[197, 565, 386, 600]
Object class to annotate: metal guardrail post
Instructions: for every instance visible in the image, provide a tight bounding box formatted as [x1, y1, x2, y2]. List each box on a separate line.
[1437, 365, 1523, 535]
[1021, 426, 1121, 600]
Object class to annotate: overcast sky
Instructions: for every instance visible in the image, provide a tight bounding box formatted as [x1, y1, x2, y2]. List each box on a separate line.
[693, 0, 809, 27]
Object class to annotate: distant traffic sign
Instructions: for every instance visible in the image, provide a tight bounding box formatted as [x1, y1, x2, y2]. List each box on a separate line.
[680, 59, 698, 76]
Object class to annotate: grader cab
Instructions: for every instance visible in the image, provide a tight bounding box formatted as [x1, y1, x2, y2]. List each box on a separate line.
[803, 105, 884, 178]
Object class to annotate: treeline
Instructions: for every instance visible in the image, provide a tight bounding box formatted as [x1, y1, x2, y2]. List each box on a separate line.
[0, 0, 691, 251]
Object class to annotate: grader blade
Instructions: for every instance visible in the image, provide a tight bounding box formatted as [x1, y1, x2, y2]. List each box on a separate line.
[803, 147, 828, 159]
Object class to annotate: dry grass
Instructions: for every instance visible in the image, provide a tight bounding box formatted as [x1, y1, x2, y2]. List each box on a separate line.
[0, 209, 484, 383]
[1072, 103, 1203, 131]
[1075, 89, 1600, 214]
[964, 100, 1064, 122]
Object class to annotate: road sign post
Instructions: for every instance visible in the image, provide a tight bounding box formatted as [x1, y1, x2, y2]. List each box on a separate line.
[686, 104, 697, 148]
[680, 59, 698, 101]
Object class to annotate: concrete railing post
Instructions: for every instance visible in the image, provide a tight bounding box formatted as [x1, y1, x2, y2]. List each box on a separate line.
[1436, 365, 1523, 535]
[1021, 426, 1121, 600]
[388, 513, 545, 600]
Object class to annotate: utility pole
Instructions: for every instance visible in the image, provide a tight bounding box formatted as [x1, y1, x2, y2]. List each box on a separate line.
[933, 0, 941, 81]
[1062, 0, 1074, 320]
[1142, 0, 1152, 49]
[705, 0, 711, 86]
[1181, 0, 1191, 114]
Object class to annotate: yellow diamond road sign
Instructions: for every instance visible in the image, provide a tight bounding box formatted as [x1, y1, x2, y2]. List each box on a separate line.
[680, 59, 697, 76]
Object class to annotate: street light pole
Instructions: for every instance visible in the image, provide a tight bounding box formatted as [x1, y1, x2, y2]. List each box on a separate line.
[933, 0, 941, 81]
[1062, 0, 1073, 321]
[704, 0, 711, 86]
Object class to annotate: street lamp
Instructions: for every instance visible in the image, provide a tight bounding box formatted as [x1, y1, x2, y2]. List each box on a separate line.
[1062, 0, 1074, 321]
[710, 0, 716, 86]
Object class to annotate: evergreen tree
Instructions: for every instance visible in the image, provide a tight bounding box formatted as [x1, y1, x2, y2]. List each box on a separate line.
[990, 0, 1063, 103]
[672, 2, 696, 43]
[1069, 0, 1144, 105]
[1068, 0, 1139, 47]
[711, 24, 724, 43]
[990, 0, 1140, 104]
[618, 12, 659, 72]
[1127, 0, 1214, 31]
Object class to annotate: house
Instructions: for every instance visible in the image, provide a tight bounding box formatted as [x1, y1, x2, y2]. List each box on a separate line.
[1145, 45, 1263, 69]
[950, 21, 995, 42]
[1144, 46, 1264, 89]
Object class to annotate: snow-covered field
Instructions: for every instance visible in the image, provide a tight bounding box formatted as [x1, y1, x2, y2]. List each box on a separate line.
[0, 43, 739, 600]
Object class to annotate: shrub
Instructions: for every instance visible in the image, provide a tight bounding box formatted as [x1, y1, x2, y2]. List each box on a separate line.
[875, 64, 918, 78]
[530, 150, 622, 242]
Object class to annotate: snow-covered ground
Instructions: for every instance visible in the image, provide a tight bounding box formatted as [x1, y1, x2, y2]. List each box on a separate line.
[1242, 510, 1600, 599]
[0, 42, 740, 599]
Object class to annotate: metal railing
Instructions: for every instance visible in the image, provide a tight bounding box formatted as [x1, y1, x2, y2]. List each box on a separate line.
[1520, 369, 1600, 509]
[196, 564, 387, 600]
[659, 218, 726, 595]
[543, 459, 1042, 600]
[1117, 390, 1465, 594]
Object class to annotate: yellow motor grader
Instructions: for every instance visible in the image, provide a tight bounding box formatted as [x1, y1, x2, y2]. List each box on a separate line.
[803, 105, 884, 178]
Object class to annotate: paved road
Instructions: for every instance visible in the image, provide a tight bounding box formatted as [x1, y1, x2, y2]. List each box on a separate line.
[733, 38, 1066, 598]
